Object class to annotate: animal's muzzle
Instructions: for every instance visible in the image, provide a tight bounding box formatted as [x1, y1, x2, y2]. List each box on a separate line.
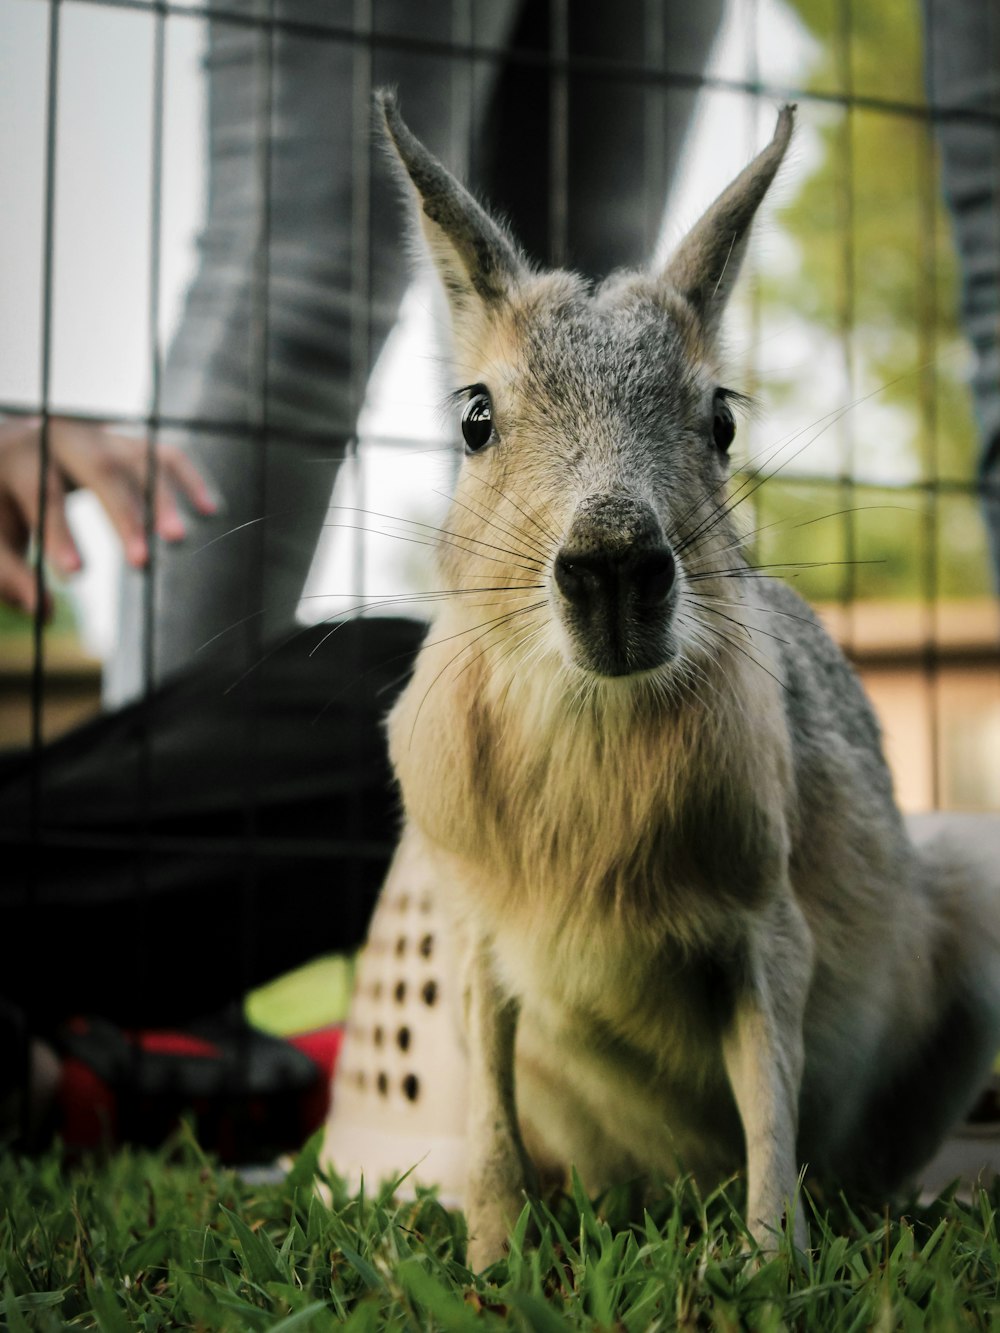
[554, 545, 676, 612]
[554, 494, 678, 674]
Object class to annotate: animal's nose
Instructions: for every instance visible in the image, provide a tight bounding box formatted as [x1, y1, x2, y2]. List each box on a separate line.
[554, 544, 676, 610]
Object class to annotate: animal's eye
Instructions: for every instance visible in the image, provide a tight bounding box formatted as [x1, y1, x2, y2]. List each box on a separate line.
[461, 388, 495, 454]
[712, 394, 736, 454]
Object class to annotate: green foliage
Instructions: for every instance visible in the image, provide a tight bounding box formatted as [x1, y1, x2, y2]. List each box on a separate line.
[2, 1129, 1000, 1330]
[748, 0, 986, 603]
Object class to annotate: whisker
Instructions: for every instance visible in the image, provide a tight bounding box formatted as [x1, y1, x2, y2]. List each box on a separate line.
[685, 590, 818, 629]
[408, 600, 549, 745]
[464, 472, 562, 547]
[435, 488, 551, 567]
[446, 603, 550, 689]
[678, 500, 911, 574]
[327, 505, 546, 573]
[672, 396, 879, 562]
[189, 514, 272, 556]
[693, 601, 791, 647]
[691, 617, 789, 693]
[216, 584, 540, 692]
[307, 586, 544, 659]
[686, 557, 883, 583]
[496, 623, 552, 727]
[674, 365, 932, 564]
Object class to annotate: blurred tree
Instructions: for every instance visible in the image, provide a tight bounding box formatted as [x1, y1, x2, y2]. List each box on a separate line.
[746, 0, 986, 603]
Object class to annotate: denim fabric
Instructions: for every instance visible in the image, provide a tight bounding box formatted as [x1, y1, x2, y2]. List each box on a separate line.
[923, 0, 1000, 579]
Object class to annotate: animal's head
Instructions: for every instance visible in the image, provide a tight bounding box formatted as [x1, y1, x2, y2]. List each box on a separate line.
[379, 90, 793, 686]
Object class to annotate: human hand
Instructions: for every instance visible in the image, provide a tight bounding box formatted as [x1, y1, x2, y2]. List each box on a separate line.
[0, 416, 217, 617]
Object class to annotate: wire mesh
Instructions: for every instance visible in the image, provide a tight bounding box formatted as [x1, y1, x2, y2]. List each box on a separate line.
[0, 0, 998, 1151]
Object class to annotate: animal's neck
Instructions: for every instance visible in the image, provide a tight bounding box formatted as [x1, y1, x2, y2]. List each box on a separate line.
[390, 626, 787, 939]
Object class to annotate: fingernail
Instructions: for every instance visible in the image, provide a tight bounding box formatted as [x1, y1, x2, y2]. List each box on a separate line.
[162, 517, 187, 542]
[127, 538, 149, 567]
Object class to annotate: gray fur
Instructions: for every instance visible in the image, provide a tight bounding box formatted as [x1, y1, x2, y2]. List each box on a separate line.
[360, 94, 1000, 1269]
[662, 103, 795, 334]
[378, 89, 526, 306]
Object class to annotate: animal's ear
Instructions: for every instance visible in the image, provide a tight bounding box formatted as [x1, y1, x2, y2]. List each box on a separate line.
[377, 89, 526, 322]
[660, 105, 795, 340]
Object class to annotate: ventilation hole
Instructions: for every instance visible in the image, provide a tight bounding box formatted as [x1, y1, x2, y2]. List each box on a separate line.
[374, 1025, 384, 1047]
[376, 1071, 388, 1097]
[397, 893, 410, 912]
[355, 1070, 367, 1090]
[396, 1026, 411, 1052]
[418, 933, 434, 959]
[394, 980, 406, 1004]
[395, 936, 407, 957]
[402, 1074, 420, 1102]
[419, 896, 432, 914]
[422, 980, 438, 1007]
[372, 981, 383, 1001]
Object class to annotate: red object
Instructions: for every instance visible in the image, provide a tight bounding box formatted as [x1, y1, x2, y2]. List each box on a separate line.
[56, 1056, 119, 1149]
[131, 1031, 223, 1059]
[53, 1015, 346, 1160]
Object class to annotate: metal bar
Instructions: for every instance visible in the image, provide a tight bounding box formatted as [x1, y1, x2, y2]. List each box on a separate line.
[142, 4, 166, 706]
[30, 0, 62, 808]
[20, 0, 63, 1143]
[34, 0, 1000, 128]
[234, 0, 277, 1015]
[642, 0, 665, 260]
[342, 0, 375, 945]
[1, 402, 992, 505]
[918, 30, 943, 808]
[834, 0, 858, 662]
[548, 0, 568, 269]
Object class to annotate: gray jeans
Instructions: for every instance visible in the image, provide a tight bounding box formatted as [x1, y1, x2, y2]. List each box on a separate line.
[922, 0, 1000, 581]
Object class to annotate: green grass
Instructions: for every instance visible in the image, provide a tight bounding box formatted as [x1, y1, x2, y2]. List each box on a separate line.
[2, 1128, 999, 1331]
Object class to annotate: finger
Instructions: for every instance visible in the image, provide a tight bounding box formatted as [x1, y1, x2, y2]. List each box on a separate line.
[40, 473, 84, 577]
[156, 443, 219, 515]
[0, 415, 42, 450]
[0, 545, 44, 617]
[87, 471, 149, 567]
[1, 449, 81, 576]
[152, 472, 187, 544]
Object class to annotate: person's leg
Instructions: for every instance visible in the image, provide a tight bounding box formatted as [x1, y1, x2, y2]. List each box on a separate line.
[4, 5, 521, 1034]
[106, 1, 524, 705]
[0, 616, 425, 1030]
[921, 0, 1000, 582]
[479, 0, 724, 277]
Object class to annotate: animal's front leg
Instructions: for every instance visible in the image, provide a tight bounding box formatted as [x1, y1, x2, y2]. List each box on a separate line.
[722, 896, 813, 1252]
[463, 941, 535, 1271]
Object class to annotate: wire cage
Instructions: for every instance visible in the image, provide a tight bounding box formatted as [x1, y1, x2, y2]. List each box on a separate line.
[1, 0, 998, 1162]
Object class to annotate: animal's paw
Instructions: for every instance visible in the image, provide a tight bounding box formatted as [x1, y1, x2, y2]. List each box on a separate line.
[748, 1203, 809, 1258]
[466, 1213, 514, 1273]
[465, 1184, 530, 1272]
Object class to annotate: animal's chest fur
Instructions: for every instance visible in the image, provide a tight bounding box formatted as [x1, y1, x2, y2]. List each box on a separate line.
[492, 901, 735, 1072]
[388, 621, 793, 1184]
[491, 902, 747, 1184]
[389, 623, 791, 949]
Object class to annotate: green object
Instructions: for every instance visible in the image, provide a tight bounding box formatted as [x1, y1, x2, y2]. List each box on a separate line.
[244, 954, 356, 1036]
